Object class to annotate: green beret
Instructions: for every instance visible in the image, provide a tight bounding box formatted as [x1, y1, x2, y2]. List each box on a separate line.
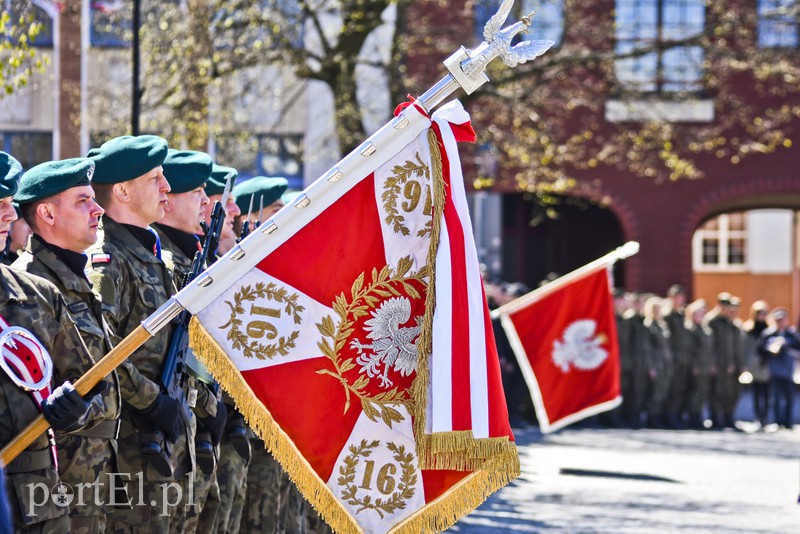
[232, 176, 288, 215]
[206, 164, 237, 197]
[15, 157, 96, 205]
[90, 135, 168, 184]
[281, 190, 301, 205]
[0, 152, 22, 199]
[162, 149, 213, 194]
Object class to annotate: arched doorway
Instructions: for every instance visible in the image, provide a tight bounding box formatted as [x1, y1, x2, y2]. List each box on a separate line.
[500, 194, 626, 289]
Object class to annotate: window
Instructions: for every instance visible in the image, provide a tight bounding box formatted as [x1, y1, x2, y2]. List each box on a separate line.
[614, 0, 705, 93]
[90, 1, 132, 47]
[692, 212, 747, 271]
[757, 0, 798, 48]
[4, 0, 54, 46]
[0, 131, 53, 169]
[474, 0, 564, 46]
[214, 132, 303, 189]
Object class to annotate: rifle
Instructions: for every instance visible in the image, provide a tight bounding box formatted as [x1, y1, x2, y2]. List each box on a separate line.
[161, 200, 225, 397]
[238, 194, 255, 242]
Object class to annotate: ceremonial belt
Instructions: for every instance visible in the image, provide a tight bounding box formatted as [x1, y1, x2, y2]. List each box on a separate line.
[70, 419, 121, 440]
[0, 314, 58, 469]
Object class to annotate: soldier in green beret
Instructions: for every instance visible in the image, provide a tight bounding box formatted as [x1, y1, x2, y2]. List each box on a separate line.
[0, 204, 31, 266]
[231, 176, 288, 237]
[12, 157, 127, 533]
[202, 164, 241, 258]
[0, 152, 103, 533]
[155, 149, 226, 532]
[84, 136, 195, 532]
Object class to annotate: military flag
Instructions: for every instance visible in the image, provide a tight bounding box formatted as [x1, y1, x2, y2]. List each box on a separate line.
[183, 101, 518, 533]
[494, 244, 638, 433]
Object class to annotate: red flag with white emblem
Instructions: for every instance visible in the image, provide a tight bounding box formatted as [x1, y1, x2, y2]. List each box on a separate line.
[496, 266, 622, 433]
[183, 100, 518, 533]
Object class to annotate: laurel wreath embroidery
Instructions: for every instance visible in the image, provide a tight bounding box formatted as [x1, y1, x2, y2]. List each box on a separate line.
[316, 255, 427, 428]
[338, 439, 417, 518]
[382, 153, 432, 238]
[220, 282, 304, 360]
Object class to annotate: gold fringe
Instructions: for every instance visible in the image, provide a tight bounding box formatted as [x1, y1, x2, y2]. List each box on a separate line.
[189, 318, 363, 534]
[388, 453, 521, 533]
[412, 129, 519, 475]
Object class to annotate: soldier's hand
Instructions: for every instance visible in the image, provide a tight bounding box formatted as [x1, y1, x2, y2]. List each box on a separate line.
[200, 399, 227, 446]
[42, 381, 92, 431]
[143, 393, 182, 443]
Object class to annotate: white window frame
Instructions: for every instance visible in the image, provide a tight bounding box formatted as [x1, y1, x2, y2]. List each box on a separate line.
[692, 213, 748, 272]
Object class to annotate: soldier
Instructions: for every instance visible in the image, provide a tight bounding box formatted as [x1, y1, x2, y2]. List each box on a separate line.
[642, 296, 673, 428]
[203, 164, 241, 257]
[684, 299, 712, 429]
[12, 157, 127, 532]
[0, 205, 31, 265]
[201, 164, 251, 534]
[622, 293, 648, 427]
[613, 290, 634, 427]
[663, 285, 690, 428]
[0, 152, 102, 533]
[231, 176, 288, 237]
[704, 293, 742, 429]
[154, 149, 227, 532]
[85, 135, 194, 532]
[743, 300, 770, 427]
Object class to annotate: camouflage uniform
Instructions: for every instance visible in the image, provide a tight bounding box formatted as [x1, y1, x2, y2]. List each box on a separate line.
[616, 310, 635, 424]
[644, 319, 673, 427]
[153, 224, 220, 532]
[85, 216, 194, 533]
[705, 310, 743, 427]
[213, 411, 249, 533]
[242, 439, 308, 534]
[685, 322, 713, 427]
[664, 309, 690, 425]
[13, 235, 127, 533]
[0, 263, 101, 533]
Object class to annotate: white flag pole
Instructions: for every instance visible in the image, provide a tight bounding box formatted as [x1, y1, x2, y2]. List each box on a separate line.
[491, 241, 640, 319]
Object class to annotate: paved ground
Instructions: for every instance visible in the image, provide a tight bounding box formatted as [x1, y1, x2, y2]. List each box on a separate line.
[450, 424, 800, 533]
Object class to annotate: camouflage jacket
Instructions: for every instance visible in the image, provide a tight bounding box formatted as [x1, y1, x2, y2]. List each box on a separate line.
[0, 264, 101, 526]
[85, 216, 174, 406]
[153, 225, 218, 420]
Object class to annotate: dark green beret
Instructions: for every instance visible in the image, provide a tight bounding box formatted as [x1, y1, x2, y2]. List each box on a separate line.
[206, 164, 237, 197]
[281, 190, 301, 204]
[0, 152, 22, 198]
[232, 176, 288, 215]
[162, 149, 213, 194]
[89, 135, 168, 185]
[15, 157, 96, 205]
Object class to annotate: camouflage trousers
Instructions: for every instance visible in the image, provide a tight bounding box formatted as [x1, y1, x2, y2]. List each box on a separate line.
[184, 457, 220, 533]
[108, 412, 194, 533]
[241, 441, 307, 534]
[17, 516, 70, 534]
[686, 372, 710, 417]
[68, 513, 106, 534]
[710, 372, 740, 417]
[214, 438, 249, 533]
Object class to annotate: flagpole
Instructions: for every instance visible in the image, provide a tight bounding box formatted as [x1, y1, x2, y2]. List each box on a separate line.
[492, 240, 640, 318]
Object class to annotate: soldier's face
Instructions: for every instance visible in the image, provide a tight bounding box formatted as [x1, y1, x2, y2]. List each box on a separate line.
[0, 196, 19, 249]
[49, 185, 105, 252]
[249, 199, 284, 225]
[163, 186, 210, 234]
[126, 166, 171, 225]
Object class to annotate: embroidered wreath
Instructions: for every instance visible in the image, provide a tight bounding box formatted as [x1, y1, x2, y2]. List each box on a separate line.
[316, 255, 427, 428]
[338, 439, 417, 519]
[220, 282, 304, 360]
[382, 153, 432, 238]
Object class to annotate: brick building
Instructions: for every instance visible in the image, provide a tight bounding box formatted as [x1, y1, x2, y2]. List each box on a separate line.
[406, 0, 800, 320]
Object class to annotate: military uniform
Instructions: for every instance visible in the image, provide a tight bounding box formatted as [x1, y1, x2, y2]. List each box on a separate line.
[1, 263, 102, 533]
[664, 308, 690, 426]
[644, 318, 673, 427]
[213, 402, 250, 534]
[12, 236, 124, 533]
[86, 216, 194, 532]
[685, 321, 713, 427]
[622, 309, 648, 426]
[705, 308, 743, 427]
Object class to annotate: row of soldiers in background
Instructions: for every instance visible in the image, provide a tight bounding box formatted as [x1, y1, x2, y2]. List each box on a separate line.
[0, 142, 327, 533]
[615, 286, 798, 430]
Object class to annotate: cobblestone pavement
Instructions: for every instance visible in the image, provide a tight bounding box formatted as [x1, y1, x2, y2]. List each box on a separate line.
[450, 425, 800, 533]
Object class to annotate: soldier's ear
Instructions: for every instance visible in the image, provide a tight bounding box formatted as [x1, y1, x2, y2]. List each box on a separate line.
[36, 202, 57, 227]
[111, 182, 131, 203]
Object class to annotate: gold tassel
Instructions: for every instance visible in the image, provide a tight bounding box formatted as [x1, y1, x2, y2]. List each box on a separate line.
[189, 318, 363, 534]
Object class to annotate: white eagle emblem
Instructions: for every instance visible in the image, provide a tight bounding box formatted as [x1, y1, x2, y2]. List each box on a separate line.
[551, 319, 608, 373]
[350, 297, 422, 388]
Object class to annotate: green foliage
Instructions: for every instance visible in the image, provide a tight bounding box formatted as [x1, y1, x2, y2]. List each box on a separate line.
[0, 10, 49, 97]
